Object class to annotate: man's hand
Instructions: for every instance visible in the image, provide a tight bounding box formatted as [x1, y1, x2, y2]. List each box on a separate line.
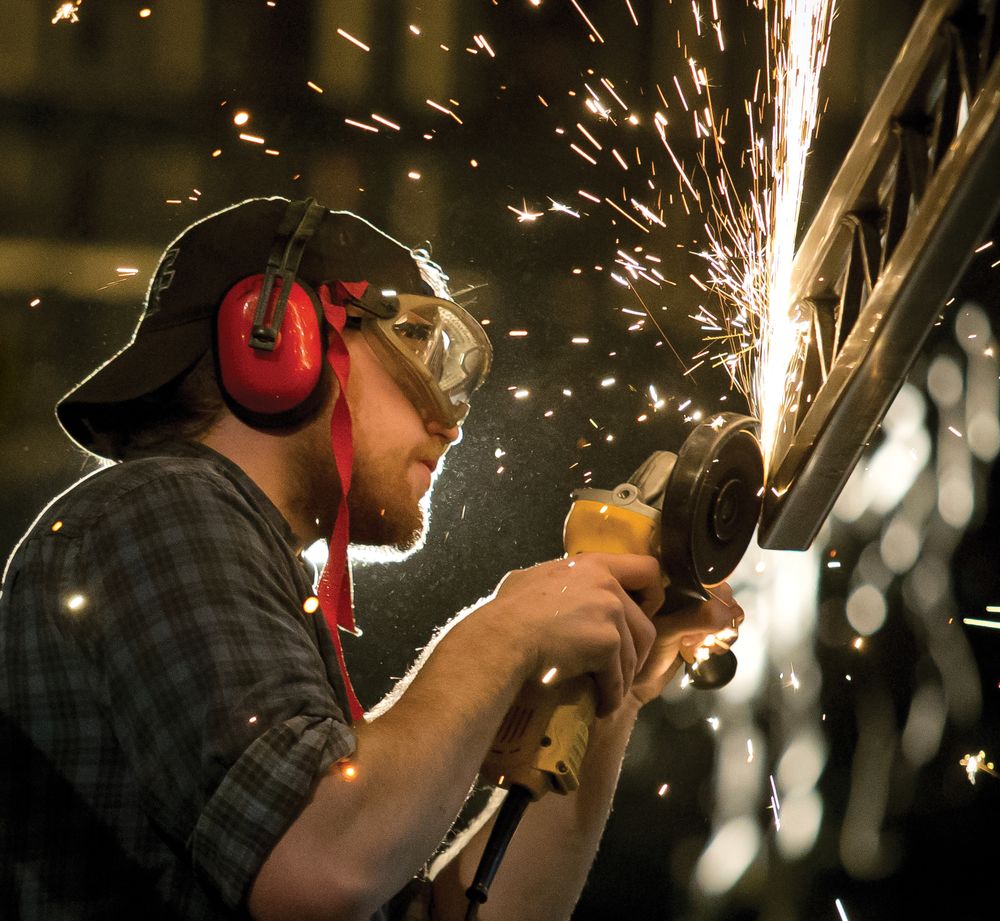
[483, 553, 664, 716]
[628, 582, 745, 707]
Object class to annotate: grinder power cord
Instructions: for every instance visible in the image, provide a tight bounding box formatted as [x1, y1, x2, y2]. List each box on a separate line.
[464, 413, 763, 919]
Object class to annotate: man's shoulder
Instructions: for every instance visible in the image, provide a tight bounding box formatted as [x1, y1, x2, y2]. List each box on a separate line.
[63, 453, 243, 517]
[3, 452, 252, 586]
[26, 451, 267, 549]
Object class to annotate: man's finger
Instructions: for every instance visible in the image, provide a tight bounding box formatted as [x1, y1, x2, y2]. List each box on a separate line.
[610, 581, 656, 673]
[594, 553, 665, 615]
[593, 661, 625, 717]
[706, 581, 735, 604]
[590, 553, 660, 590]
[656, 597, 744, 642]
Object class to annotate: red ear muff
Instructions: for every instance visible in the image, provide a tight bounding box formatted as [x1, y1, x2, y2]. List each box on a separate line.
[217, 273, 324, 416]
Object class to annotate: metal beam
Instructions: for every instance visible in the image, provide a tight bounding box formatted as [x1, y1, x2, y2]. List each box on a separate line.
[759, 0, 1000, 549]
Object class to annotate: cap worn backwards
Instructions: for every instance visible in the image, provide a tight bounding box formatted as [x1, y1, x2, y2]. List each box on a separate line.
[56, 196, 429, 456]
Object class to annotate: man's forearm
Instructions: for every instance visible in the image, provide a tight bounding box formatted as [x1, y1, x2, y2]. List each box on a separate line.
[252, 548, 673, 921]
[431, 696, 642, 921]
[250, 609, 536, 921]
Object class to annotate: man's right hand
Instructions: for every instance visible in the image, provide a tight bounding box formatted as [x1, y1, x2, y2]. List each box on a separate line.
[476, 553, 662, 716]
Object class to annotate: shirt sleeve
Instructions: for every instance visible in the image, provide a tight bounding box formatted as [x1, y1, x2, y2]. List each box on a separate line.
[64, 467, 356, 909]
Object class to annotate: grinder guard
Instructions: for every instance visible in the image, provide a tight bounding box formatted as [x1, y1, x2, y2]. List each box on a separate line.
[657, 413, 764, 595]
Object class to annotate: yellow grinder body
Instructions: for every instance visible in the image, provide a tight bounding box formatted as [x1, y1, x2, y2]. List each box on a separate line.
[481, 414, 763, 799]
[480, 486, 663, 800]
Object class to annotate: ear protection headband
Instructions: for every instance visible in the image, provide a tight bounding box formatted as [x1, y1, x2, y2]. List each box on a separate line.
[216, 198, 331, 423]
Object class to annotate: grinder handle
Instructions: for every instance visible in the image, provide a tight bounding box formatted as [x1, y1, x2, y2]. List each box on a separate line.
[480, 496, 655, 798]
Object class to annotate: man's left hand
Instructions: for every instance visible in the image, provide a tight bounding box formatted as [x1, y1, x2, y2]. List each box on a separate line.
[627, 583, 745, 708]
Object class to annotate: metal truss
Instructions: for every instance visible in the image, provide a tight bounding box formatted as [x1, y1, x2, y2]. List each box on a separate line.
[759, 0, 1000, 549]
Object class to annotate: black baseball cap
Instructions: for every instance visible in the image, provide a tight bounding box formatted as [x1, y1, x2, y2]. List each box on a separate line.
[57, 196, 431, 454]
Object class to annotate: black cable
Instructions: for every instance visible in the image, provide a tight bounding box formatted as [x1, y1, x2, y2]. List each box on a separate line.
[464, 784, 532, 921]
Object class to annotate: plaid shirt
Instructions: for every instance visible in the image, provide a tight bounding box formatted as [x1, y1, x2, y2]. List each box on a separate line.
[0, 442, 432, 920]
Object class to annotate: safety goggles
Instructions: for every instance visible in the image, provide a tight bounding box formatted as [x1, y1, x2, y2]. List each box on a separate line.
[360, 294, 493, 428]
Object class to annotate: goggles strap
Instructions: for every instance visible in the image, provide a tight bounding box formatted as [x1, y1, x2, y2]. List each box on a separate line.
[334, 280, 399, 320]
[315, 280, 370, 723]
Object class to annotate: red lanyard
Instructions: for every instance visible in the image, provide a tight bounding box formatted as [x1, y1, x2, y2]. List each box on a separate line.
[315, 281, 368, 723]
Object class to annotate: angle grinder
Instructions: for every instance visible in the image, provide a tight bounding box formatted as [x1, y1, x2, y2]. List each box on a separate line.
[464, 413, 764, 917]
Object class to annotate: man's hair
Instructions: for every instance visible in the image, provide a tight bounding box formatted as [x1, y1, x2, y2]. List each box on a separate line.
[84, 349, 226, 460]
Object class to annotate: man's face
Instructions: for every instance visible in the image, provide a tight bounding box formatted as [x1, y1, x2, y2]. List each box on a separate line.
[339, 331, 460, 556]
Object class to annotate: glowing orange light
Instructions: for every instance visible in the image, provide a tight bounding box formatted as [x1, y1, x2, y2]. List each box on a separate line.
[344, 118, 378, 133]
[336, 27, 370, 52]
[507, 201, 543, 222]
[51, 520, 63, 532]
[302, 596, 320, 614]
[426, 99, 463, 124]
[961, 751, 997, 785]
[66, 593, 86, 612]
[51, 2, 81, 25]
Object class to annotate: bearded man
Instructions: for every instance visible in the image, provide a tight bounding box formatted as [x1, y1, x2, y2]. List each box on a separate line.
[0, 197, 743, 921]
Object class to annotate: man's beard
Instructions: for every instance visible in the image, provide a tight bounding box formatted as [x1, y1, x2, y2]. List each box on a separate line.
[346, 456, 432, 562]
[288, 415, 434, 564]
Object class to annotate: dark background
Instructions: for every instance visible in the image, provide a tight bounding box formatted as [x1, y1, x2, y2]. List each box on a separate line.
[3, 1, 1000, 919]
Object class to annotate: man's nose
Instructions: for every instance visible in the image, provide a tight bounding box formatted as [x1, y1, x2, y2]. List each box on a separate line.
[425, 418, 461, 444]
